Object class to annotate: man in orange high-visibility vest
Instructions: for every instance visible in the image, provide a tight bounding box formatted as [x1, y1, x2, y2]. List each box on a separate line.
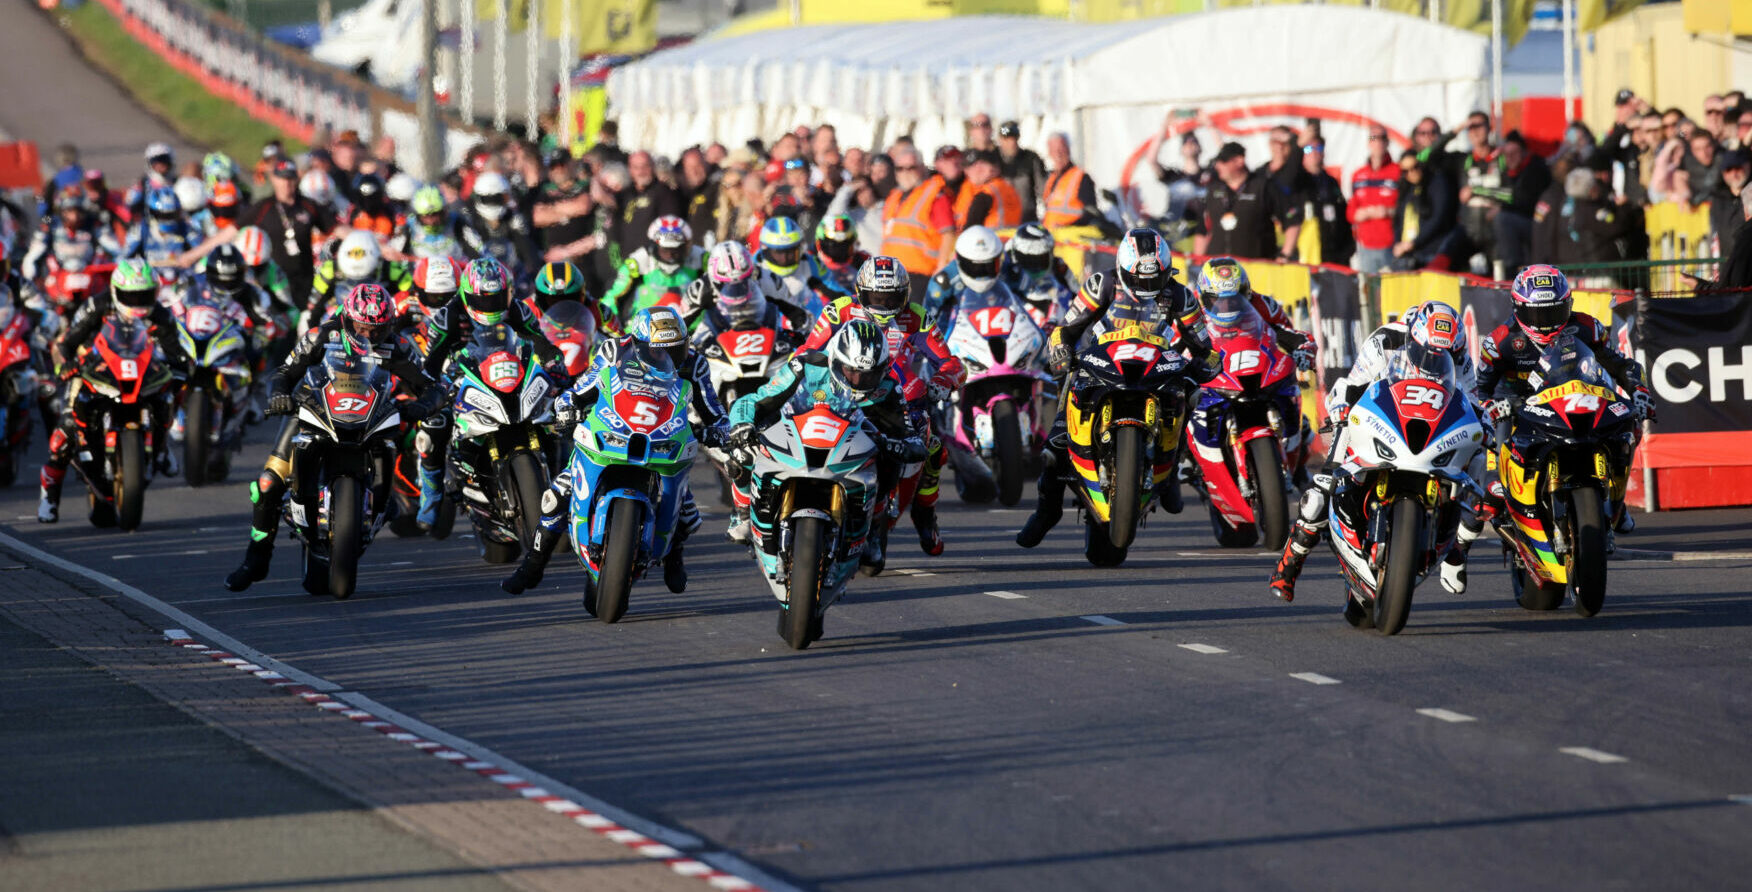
[880, 145, 957, 302]
[1041, 132, 1104, 232]
[959, 150, 1023, 229]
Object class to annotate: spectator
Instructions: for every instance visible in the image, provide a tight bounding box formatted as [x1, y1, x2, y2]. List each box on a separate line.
[677, 147, 719, 246]
[1196, 141, 1298, 261]
[1493, 131, 1552, 276]
[1146, 119, 1209, 228]
[966, 114, 996, 153]
[1302, 140, 1352, 266]
[47, 143, 82, 202]
[239, 158, 337, 300]
[713, 167, 757, 246]
[612, 150, 683, 261]
[1603, 113, 1663, 207]
[1261, 125, 1312, 259]
[772, 157, 827, 234]
[1571, 152, 1645, 270]
[704, 143, 729, 168]
[1392, 149, 1458, 270]
[844, 147, 869, 181]
[959, 150, 1023, 229]
[1042, 132, 1109, 234]
[995, 120, 1048, 223]
[330, 130, 364, 204]
[1696, 187, 1752, 292]
[825, 174, 884, 251]
[811, 124, 838, 163]
[1348, 126, 1399, 274]
[1457, 112, 1502, 268]
[934, 146, 973, 228]
[869, 153, 896, 201]
[814, 148, 846, 194]
[532, 151, 596, 268]
[1648, 134, 1688, 205]
[1732, 108, 1752, 152]
[878, 145, 955, 300]
[595, 121, 628, 167]
[1710, 149, 1751, 260]
[1704, 95, 1728, 140]
[1682, 129, 1724, 208]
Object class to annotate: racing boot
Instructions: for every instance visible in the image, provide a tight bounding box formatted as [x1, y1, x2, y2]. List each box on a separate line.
[663, 491, 702, 593]
[1612, 500, 1636, 534]
[1269, 474, 1331, 602]
[1016, 453, 1066, 548]
[725, 504, 752, 544]
[224, 529, 275, 592]
[1153, 477, 1184, 515]
[156, 442, 181, 477]
[36, 466, 64, 524]
[1440, 506, 1489, 594]
[502, 525, 561, 594]
[416, 464, 444, 529]
[912, 502, 944, 556]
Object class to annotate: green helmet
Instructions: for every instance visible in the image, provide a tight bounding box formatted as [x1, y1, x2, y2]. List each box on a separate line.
[200, 152, 236, 189]
[110, 257, 158, 319]
[534, 262, 585, 300]
[411, 185, 445, 218]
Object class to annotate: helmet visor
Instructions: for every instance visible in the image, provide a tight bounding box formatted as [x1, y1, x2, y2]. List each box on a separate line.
[837, 363, 884, 395]
[864, 287, 908, 317]
[655, 242, 688, 266]
[1016, 250, 1051, 273]
[1123, 267, 1167, 296]
[766, 245, 800, 269]
[820, 238, 853, 263]
[716, 278, 752, 302]
[114, 286, 156, 314]
[960, 256, 999, 280]
[1516, 300, 1570, 334]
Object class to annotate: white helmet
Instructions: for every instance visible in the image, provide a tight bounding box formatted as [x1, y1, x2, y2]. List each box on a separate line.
[827, 319, 891, 402]
[173, 176, 208, 214]
[335, 230, 381, 281]
[385, 172, 419, 205]
[299, 169, 336, 207]
[955, 226, 1003, 294]
[472, 172, 510, 223]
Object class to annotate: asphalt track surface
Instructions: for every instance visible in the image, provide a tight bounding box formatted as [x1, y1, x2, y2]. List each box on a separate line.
[4, 421, 1752, 891]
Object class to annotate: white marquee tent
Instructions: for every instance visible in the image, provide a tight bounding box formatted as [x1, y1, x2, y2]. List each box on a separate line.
[609, 7, 1489, 197]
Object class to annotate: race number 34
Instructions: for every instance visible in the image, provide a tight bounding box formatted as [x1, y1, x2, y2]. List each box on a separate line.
[1400, 384, 1445, 409]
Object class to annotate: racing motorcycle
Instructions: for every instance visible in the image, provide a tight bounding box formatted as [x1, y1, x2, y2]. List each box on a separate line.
[448, 324, 557, 564]
[171, 285, 253, 486]
[692, 301, 795, 506]
[937, 286, 1048, 506]
[567, 350, 697, 623]
[745, 386, 882, 649]
[0, 297, 38, 486]
[1062, 324, 1193, 566]
[1496, 335, 1640, 617]
[1187, 296, 1306, 550]
[286, 343, 404, 597]
[69, 316, 178, 530]
[39, 256, 114, 321]
[1325, 350, 1485, 635]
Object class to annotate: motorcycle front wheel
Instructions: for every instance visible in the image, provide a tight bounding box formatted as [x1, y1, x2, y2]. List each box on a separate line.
[327, 474, 364, 599]
[1107, 426, 1143, 550]
[1569, 486, 1609, 617]
[591, 498, 642, 624]
[183, 386, 211, 488]
[992, 400, 1025, 507]
[1372, 496, 1424, 636]
[782, 515, 830, 650]
[115, 427, 147, 532]
[1246, 437, 1289, 551]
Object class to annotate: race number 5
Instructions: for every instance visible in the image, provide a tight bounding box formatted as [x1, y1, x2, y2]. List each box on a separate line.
[626, 400, 662, 427]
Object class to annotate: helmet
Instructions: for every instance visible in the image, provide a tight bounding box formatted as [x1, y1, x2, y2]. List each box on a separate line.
[853, 255, 910, 324]
[54, 189, 87, 216]
[341, 283, 396, 352]
[173, 176, 207, 214]
[827, 319, 890, 401]
[110, 257, 158, 319]
[815, 214, 857, 265]
[353, 173, 386, 213]
[533, 261, 585, 310]
[1404, 300, 1463, 353]
[145, 142, 175, 166]
[210, 181, 241, 221]
[411, 185, 446, 219]
[208, 244, 247, 292]
[234, 226, 271, 267]
[1194, 257, 1251, 326]
[471, 172, 510, 223]
[299, 169, 335, 206]
[647, 215, 692, 271]
[334, 230, 381, 281]
[1114, 228, 1171, 298]
[201, 151, 236, 188]
[758, 217, 805, 274]
[1007, 223, 1055, 274]
[954, 226, 1003, 294]
[1510, 264, 1572, 345]
[707, 240, 756, 301]
[385, 172, 419, 206]
[460, 257, 512, 325]
[629, 305, 689, 367]
[412, 256, 460, 309]
[145, 185, 181, 220]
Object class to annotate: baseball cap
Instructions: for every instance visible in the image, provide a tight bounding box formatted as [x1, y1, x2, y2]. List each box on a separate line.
[1615, 88, 1635, 106]
[270, 158, 298, 179]
[997, 121, 1020, 138]
[543, 148, 575, 169]
[935, 145, 963, 163]
[1723, 148, 1751, 170]
[1214, 142, 1246, 163]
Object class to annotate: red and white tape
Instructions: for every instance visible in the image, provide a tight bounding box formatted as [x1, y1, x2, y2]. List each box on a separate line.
[163, 629, 763, 892]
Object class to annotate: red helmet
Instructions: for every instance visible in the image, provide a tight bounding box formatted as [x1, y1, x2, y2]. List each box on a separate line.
[411, 256, 460, 308]
[342, 283, 396, 352]
[1510, 264, 1573, 346]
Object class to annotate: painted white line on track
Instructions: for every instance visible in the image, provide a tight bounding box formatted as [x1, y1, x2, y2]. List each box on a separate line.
[1730, 795, 1752, 806]
[1289, 672, 1341, 685]
[112, 549, 208, 560]
[1559, 747, 1628, 764]
[985, 591, 1027, 600]
[1416, 708, 1477, 723]
[1178, 643, 1228, 654]
[0, 530, 340, 691]
[1080, 615, 1126, 626]
[890, 568, 937, 577]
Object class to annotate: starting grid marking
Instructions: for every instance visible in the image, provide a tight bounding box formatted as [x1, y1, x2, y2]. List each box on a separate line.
[1289, 672, 1342, 685]
[159, 629, 769, 892]
[1416, 708, 1478, 723]
[1559, 747, 1629, 764]
[1079, 615, 1126, 626]
[1178, 643, 1228, 655]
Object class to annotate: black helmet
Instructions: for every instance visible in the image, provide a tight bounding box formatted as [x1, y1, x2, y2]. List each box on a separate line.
[353, 173, 386, 213]
[208, 244, 247, 292]
[1008, 223, 1054, 274]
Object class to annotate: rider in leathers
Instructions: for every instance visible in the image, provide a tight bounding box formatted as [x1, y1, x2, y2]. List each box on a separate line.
[454, 172, 537, 279]
[21, 191, 122, 286]
[999, 223, 1077, 332]
[1017, 227, 1219, 547]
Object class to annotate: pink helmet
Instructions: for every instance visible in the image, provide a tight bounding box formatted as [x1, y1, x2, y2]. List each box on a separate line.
[708, 241, 755, 298]
[342, 283, 396, 352]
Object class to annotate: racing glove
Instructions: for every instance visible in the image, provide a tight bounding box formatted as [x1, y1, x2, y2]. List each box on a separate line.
[1292, 346, 1316, 373]
[878, 434, 928, 464]
[926, 373, 954, 404]
[1631, 387, 1654, 419]
[267, 392, 296, 416]
[728, 422, 758, 451]
[699, 422, 729, 450]
[1048, 343, 1073, 377]
[542, 358, 571, 383]
[1486, 398, 1514, 425]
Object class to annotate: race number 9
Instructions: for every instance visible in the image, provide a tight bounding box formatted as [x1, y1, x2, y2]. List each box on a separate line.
[118, 359, 139, 379]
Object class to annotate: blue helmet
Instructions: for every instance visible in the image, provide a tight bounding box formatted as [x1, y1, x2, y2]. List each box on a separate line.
[145, 185, 181, 219]
[627, 304, 688, 367]
[758, 216, 805, 275]
[1193, 257, 1251, 327]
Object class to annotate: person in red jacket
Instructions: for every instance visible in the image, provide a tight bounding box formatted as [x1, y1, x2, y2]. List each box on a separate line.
[1348, 126, 1399, 274]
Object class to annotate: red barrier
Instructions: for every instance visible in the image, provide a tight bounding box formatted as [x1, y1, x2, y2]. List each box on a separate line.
[0, 141, 43, 190]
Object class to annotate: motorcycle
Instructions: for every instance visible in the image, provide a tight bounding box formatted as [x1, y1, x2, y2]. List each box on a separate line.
[286, 343, 405, 597]
[448, 323, 558, 564]
[692, 301, 796, 506]
[937, 285, 1048, 506]
[1061, 324, 1193, 567]
[1187, 297, 1307, 550]
[69, 316, 178, 530]
[744, 385, 882, 649]
[0, 297, 39, 486]
[1325, 350, 1485, 635]
[533, 299, 600, 378]
[171, 285, 253, 486]
[567, 349, 697, 622]
[39, 257, 113, 321]
[1495, 335, 1640, 617]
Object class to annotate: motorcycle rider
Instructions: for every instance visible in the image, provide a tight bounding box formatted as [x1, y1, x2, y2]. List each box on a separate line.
[223, 284, 443, 591]
[811, 214, 869, 298]
[392, 255, 461, 348]
[346, 173, 399, 239]
[602, 215, 703, 330]
[38, 258, 193, 523]
[527, 260, 603, 338]
[800, 256, 965, 557]
[500, 306, 728, 596]
[174, 177, 214, 238]
[392, 185, 462, 260]
[200, 244, 278, 421]
[125, 142, 177, 219]
[723, 318, 929, 559]
[1267, 300, 1479, 603]
[231, 226, 296, 315]
[1000, 223, 1077, 331]
[923, 225, 1013, 327]
[123, 186, 201, 266]
[454, 172, 537, 278]
[754, 216, 829, 319]
[1017, 227, 1219, 547]
[21, 190, 121, 284]
[682, 241, 813, 335]
[305, 230, 412, 322]
[1475, 264, 1652, 534]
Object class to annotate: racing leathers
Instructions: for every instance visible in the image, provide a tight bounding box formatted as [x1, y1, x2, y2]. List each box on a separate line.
[223, 320, 442, 590]
[390, 217, 463, 260]
[123, 217, 200, 267]
[39, 296, 193, 521]
[800, 296, 966, 555]
[679, 278, 814, 336]
[601, 246, 703, 331]
[454, 209, 538, 279]
[21, 219, 121, 285]
[501, 337, 728, 595]
[758, 253, 833, 320]
[1001, 254, 1077, 332]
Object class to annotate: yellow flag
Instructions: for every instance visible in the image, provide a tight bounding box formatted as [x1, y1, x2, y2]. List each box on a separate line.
[544, 0, 656, 54]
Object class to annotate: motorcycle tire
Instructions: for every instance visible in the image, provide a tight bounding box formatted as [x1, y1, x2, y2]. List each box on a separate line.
[327, 475, 364, 599]
[1246, 437, 1290, 552]
[1108, 426, 1143, 550]
[115, 428, 146, 532]
[783, 515, 830, 650]
[183, 387, 211, 488]
[1207, 501, 1260, 549]
[1083, 514, 1129, 568]
[593, 499, 642, 624]
[430, 491, 457, 540]
[993, 401, 1025, 507]
[1569, 486, 1609, 617]
[508, 451, 547, 552]
[301, 542, 329, 596]
[1373, 497, 1424, 636]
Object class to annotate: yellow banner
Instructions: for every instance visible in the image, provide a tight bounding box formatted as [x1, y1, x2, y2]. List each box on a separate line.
[545, 0, 655, 53]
